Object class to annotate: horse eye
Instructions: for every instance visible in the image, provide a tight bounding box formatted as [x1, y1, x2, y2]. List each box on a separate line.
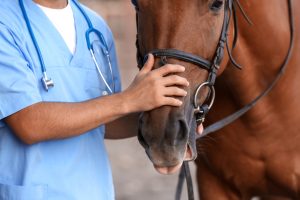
[210, 0, 224, 11]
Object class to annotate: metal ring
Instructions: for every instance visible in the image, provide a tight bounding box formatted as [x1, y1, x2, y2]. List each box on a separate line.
[193, 82, 216, 111]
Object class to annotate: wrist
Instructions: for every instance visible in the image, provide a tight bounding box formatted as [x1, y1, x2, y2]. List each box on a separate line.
[114, 91, 133, 115]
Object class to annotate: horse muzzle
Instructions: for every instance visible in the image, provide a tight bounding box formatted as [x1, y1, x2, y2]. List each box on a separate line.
[138, 112, 197, 174]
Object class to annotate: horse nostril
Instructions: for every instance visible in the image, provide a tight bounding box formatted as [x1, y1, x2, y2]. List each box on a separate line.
[176, 120, 188, 141]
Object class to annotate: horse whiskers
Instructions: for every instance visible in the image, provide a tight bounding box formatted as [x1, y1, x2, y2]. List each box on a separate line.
[199, 135, 219, 144]
[196, 145, 208, 156]
[196, 147, 211, 165]
[195, 135, 221, 155]
[196, 144, 208, 153]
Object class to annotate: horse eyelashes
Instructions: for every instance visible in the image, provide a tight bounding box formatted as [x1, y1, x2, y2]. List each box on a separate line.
[210, 0, 224, 11]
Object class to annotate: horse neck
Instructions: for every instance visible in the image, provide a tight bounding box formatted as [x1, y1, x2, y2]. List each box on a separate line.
[209, 0, 300, 131]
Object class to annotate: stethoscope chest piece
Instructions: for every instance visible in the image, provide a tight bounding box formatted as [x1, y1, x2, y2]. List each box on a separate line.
[42, 74, 54, 91]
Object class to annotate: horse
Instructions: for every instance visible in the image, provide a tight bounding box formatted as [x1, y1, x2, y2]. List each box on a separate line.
[131, 0, 300, 199]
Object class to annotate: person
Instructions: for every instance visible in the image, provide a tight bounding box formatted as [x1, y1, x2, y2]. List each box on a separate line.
[0, 0, 203, 199]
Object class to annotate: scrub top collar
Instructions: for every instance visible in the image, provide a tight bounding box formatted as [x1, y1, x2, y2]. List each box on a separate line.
[21, 0, 87, 66]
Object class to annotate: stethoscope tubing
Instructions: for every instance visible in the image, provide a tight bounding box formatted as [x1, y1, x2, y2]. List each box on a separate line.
[90, 49, 113, 94]
[72, 0, 115, 94]
[19, 0, 46, 74]
[19, 0, 115, 93]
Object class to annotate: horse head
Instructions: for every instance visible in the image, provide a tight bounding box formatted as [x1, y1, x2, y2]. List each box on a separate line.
[133, 0, 233, 174]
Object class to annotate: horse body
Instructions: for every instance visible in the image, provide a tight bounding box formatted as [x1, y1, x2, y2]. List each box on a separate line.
[133, 0, 300, 199]
[197, 1, 300, 199]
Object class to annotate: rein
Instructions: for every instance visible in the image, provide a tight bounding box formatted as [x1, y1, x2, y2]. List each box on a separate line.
[131, 0, 295, 199]
[199, 0, 295, 138]
[177, 0, 295, 199]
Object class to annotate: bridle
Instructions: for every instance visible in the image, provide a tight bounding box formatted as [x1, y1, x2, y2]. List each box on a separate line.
[132, 0, 235, 126]
[131, 0, 295, 200]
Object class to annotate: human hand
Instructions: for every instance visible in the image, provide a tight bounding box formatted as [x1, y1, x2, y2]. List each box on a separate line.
[123, 54, 189, 113]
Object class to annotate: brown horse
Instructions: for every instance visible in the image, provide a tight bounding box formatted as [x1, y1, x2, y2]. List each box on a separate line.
[132, 0, 300, 199]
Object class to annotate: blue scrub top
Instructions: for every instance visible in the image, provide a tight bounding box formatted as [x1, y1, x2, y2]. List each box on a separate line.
[0, 0, 121, 199]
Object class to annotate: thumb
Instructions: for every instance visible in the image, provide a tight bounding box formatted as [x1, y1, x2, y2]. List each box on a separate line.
[140, 54, 155, 73]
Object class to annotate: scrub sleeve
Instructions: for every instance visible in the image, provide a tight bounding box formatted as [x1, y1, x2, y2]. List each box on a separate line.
[0, 23, 42, 121]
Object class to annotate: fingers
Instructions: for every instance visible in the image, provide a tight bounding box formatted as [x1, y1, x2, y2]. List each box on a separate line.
[164, 87, 187, 97]
[140, 56, 186, 79]
[162, 97, 183, 107]
[155, 64, 186, 77]
[140, 54, 155, 74]
[163, 75, 189, 87]
[128, 59, 190, 111]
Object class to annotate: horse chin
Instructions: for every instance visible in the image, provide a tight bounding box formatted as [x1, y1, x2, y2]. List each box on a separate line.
[153, 144, 196, 175]
[154, 163, 183, 175]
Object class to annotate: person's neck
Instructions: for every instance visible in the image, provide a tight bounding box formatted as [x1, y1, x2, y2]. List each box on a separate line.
[33, 0, 68, 9]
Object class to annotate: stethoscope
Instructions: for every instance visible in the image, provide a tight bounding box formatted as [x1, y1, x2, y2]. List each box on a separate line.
[19, 0, 115, 94]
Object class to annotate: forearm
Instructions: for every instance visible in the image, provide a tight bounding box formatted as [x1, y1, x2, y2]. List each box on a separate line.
[5, 55, 189, 144]
[5, 92, 130, 144]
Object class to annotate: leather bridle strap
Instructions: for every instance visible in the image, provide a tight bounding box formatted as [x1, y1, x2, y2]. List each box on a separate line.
[177, 0, 295, 200]
[175, 162, 194, 200]
[149, 49, 211, 71]
[197, 0, 295, 139]
[146, 0, 233, 85]
[133, 0, 233, 84]
[174, 1, 233, 199]
[131, 0, 294, 199]
[147, 0, 233, 126]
